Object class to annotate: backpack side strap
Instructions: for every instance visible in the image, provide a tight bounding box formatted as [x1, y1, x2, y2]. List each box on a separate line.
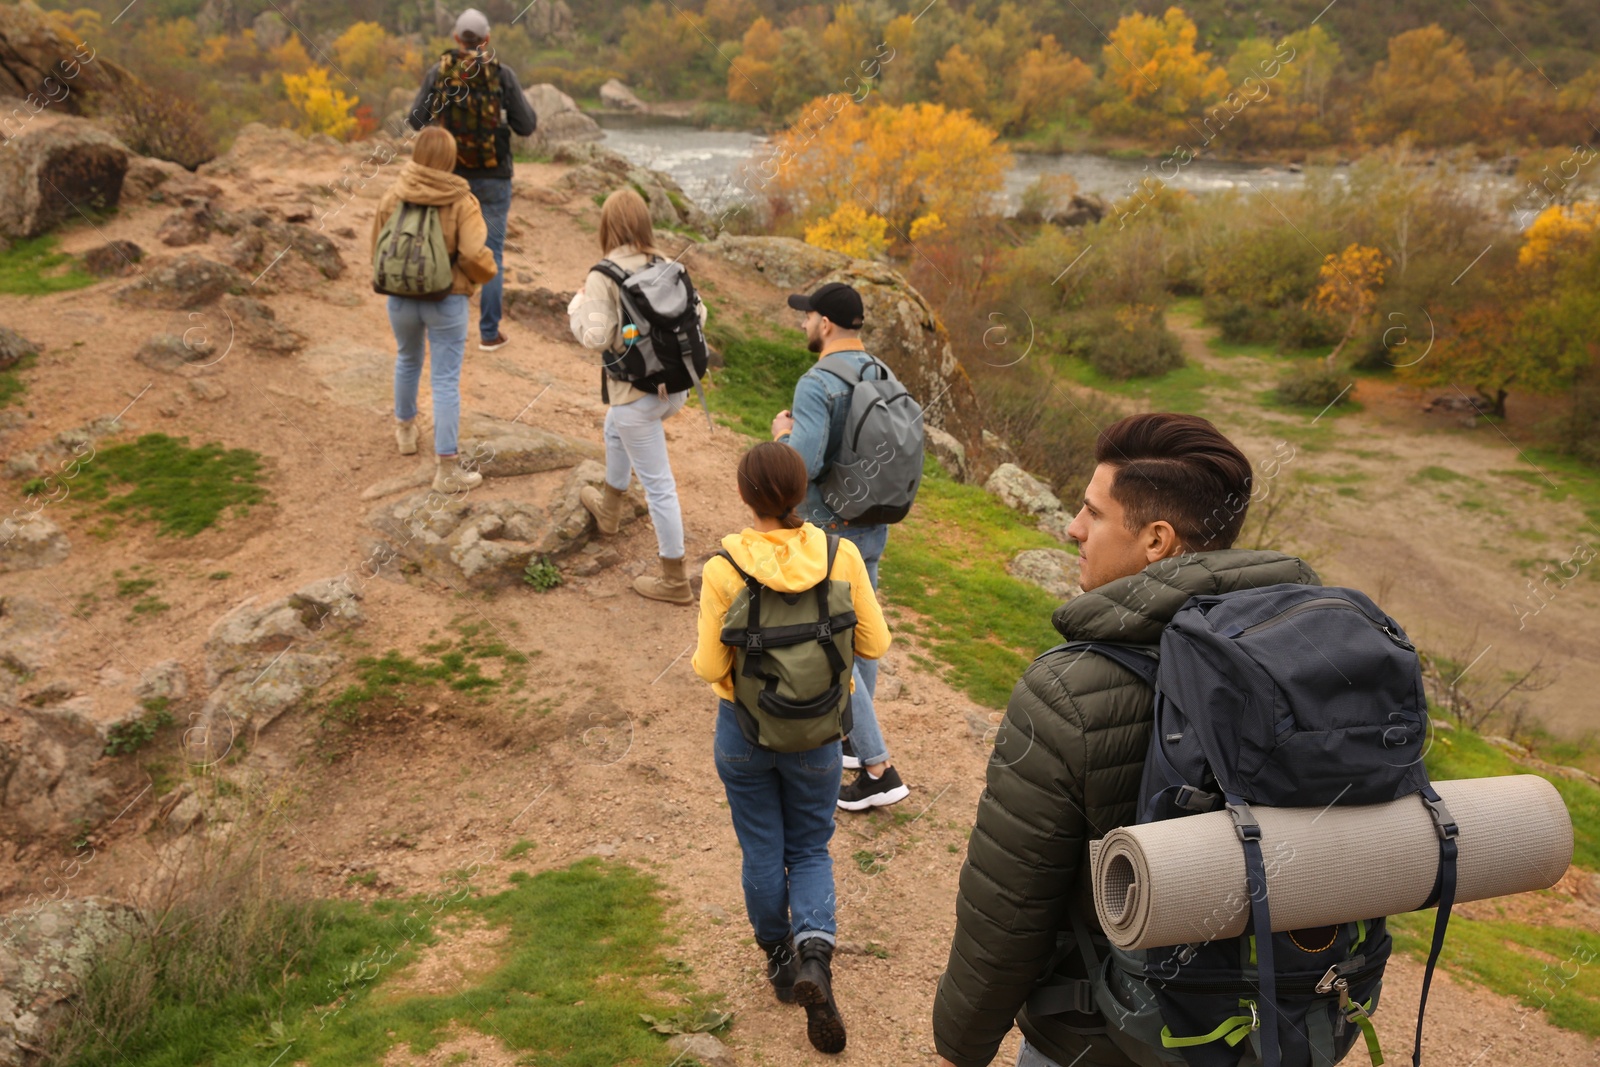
[1412, 785, 1459, 1067]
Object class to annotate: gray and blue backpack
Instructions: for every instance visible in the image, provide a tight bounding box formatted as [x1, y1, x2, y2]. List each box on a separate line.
[1033, 584, 1456, 1067]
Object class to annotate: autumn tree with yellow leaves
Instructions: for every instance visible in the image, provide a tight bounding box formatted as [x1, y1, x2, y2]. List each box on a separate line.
[283, 66, 358, 140]
[1092, 7, 1229, 139]
[1310, 244, 1388, 367]
[767, 101, 1009, 243]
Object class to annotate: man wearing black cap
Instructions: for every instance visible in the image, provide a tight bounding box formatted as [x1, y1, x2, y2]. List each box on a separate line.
[408, 8, 538, 353]
[774, 282, 911, 811]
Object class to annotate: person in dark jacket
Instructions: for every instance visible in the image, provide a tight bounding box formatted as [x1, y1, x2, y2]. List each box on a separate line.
[407, 8, 538, 353]
[932, 412, 1319, 1067]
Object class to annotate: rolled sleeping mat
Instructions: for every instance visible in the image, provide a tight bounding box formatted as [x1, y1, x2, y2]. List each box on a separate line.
[1092, 774, 1573, 952]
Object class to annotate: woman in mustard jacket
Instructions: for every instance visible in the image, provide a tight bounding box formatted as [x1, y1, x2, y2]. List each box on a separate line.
[692, 441, 889, 1056]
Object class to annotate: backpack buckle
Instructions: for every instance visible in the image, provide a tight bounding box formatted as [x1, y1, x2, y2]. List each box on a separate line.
[1422, 793, 1459, 841]
[746, 633, 764, 652]
[815, 621, 832, 642]
[1226, 802, 1262, 842]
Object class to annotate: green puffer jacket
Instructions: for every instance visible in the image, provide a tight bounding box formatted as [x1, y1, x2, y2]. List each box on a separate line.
[933, 549, 1320, 1067]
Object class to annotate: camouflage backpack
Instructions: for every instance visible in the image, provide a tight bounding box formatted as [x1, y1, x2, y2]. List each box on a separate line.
[436, 50, 503, 170]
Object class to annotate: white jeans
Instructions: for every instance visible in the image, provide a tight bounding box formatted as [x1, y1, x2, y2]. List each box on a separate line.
[603, 390, 687, 559]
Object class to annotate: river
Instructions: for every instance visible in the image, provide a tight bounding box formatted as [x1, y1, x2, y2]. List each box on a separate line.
[594, 114, 1520, 217]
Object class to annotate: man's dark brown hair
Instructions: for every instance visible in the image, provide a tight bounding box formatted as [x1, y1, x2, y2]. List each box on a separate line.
[1094, 412, 1253, 551]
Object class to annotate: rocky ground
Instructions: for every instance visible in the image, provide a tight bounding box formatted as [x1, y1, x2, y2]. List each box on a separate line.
[0, 115, 1595, 1067]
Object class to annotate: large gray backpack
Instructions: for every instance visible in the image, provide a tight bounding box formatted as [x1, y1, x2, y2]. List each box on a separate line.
[815, 355, 923, 525]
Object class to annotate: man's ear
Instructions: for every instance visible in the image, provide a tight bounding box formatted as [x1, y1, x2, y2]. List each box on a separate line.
[1143, 520, 1182, 562]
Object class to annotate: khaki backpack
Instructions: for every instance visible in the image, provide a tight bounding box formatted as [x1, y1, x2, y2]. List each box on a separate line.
[717, 536, 857, 753]
[372, 201, 454, 300]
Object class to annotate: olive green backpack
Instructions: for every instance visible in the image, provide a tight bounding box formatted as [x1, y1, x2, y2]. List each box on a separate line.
[372, 201, 454, 300]
[717, 536, 857, 753]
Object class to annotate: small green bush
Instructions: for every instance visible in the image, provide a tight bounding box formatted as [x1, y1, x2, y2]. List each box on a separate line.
[1275, 364, 1354, 408]
[523, 556, 563, 591]
[1078, 307, 1185, 380]
[104, 705, 176, 756]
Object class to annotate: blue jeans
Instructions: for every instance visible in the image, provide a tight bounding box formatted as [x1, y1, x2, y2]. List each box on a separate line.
[604, 392, 687, 558]
[1016, 1039, 1063, 1067]
[389, 294, 468, 456]
[828, 523, 889, 766]
[466, 176, 511, 341]
[713, 700, 840, 947]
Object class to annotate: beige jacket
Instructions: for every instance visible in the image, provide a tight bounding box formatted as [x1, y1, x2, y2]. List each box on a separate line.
[370, 161, 497, 296]
[568, 244, 708, 406]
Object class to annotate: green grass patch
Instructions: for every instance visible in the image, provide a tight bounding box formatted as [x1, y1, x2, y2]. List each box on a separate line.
[1056, 352, 1229, 416]
[504, 839, 536, 860]
[703, 312, 814, 435]
[1388, 911, 1600, 1038]
[59, 860, 696, 1066]
[0, 351, 36, 407]
[877, 462, 1068, 709]
[67, 434, 266, 537]
[0, 235, 96, 295]
[1512, 449, 1600, 530]
[1411, 465, 1477, 485]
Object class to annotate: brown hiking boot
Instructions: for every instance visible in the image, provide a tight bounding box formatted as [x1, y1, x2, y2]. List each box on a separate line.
[395, 418, 418, 456]
[634, 556, 693, 605]
[580, 481, 629, 535]
[432, 456, 483, 493]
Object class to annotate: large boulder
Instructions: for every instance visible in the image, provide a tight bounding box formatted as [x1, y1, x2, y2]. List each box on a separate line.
[514, 83, 603, 156]
[217, 293, 305, 356]
[0, 327, 37, 372]
[0, 594, 62, 677]
[985, 463, 1072, 541]
[458, 412, 604, 477]
[220, 219, 344, 283]
[1007, 548, 1083, 601]
[121, 155, 221, 205]
[0, 515, 68, 572]
[0, 2, 140, 109]
[0, 898, 137, 1063]
[366, 461, 645, 590]
[155, 203, 214, 246]
[81, 238, 142, 276]
[599, 78, 647, 111]
[114, 253, 246, 309]
[701, 235, 993, 481]
[0, 111, 128, 238]
[521, 0, 575, 41]
[0, 699, 118, 839]
[547, 141, 708, 232]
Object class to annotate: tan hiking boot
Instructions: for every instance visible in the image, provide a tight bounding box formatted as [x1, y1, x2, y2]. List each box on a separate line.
[580, 481, 629, 536]
[634, 555, 693, 605]
[396, 418, 418, 455]
[433, 456, 483, 493]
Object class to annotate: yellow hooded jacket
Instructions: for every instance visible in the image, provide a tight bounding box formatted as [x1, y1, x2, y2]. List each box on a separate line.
[693, 523, 890, 702]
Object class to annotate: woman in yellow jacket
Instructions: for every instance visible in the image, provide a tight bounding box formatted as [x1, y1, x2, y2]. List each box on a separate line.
[692, 441, 889, 1056]
[370, 125, 498, 493]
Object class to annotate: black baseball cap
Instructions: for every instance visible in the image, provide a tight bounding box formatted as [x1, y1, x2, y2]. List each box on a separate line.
[787, 282, 864, 330]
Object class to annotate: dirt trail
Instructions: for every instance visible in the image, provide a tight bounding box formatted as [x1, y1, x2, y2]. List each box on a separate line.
[0, 148, 1595, 1066]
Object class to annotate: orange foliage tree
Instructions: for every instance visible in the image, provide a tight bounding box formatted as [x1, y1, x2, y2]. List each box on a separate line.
[766, 101, 1009, 242]
[1310, 244, 1388, 367]
[1363, 26, 1480, 146]
[1092, 6, 1228, 139]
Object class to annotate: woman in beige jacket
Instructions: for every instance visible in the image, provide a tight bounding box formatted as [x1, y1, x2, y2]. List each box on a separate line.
[370, 126, 497, 492]
[566, 188, 707, 604]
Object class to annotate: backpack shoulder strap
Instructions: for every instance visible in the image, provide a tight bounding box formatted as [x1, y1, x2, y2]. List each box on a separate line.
[1036, 640, 1160, 687]
[814, 354, 861, 385]
[591, 259, 629, 285]
[815, 535, 848, 679]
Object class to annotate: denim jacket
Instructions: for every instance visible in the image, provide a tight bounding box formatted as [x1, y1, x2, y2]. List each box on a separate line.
[779, 344, 889, 528]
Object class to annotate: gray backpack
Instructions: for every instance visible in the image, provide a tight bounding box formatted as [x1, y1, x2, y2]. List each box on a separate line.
[815, 355, 924, 525]
[372, 202, 454, 300]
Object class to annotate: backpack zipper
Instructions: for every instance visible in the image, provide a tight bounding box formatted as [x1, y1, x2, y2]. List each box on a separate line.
[1150, 957, 1385, 997]
[1232, 597, 1414, 650]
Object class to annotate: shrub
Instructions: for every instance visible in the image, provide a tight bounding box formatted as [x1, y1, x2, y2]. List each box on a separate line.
[1275, 363, 1354, 408]
[1079, 306, 1185, 379]
[523, 556, 563, 591]
[90, 81, 217, 169]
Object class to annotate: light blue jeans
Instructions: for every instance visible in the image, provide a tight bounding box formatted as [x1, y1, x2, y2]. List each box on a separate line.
[389, 293, 468, 456]
[826, 522, 889, 766]
[466, 176, 510, 341]
[1017, 1038, 1063, 1066]
[713, 699, 841, 946]
[604, 391, 687, 559]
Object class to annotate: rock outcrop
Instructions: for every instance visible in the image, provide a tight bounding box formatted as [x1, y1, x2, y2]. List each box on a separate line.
[599, 78, 647, 111]
[0, 898, 137, 1064]
[187, 576, 365, 763]
[514, 83, 603, 156]
[544, 142, 709, 233]
[0, 112, 128, 239]
[0, 2, 140, 110]
[700, 235, 994, 482]
[1007, 548, 1083, 601]
[80, 238, 142, 276]
[0, 328, 36, 372]
[458, 413, 604, 477]
[0, 698, 118, 839]
[984, 463, 1072, 542]
[0, 515, 68, 573]
[114, 253, 246, 309]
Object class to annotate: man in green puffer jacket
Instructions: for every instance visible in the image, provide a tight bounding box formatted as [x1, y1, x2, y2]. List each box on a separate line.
[932, 412, 1317, 1067]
